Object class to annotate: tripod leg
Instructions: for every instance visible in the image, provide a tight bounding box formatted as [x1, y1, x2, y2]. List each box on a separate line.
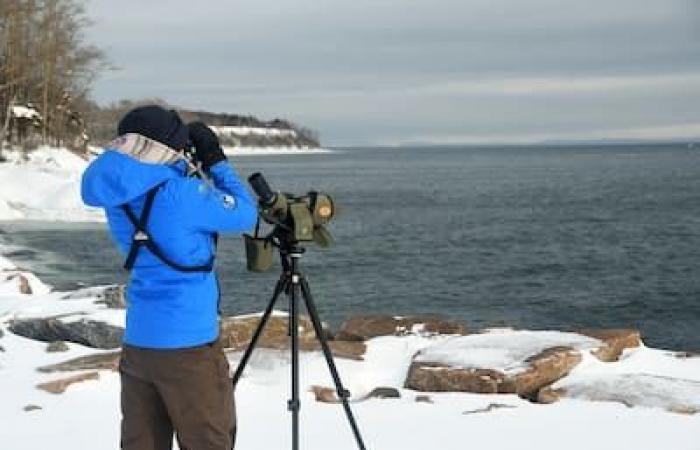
[299, 277, 368, 450]
[289, 272, 301, 450]
[231, 273, 289, 387]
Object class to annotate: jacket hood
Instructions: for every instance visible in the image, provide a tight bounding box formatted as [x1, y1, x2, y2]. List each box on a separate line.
[81, 149, 184, 208]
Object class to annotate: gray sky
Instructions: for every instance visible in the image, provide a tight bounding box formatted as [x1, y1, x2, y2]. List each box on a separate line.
[85, 0, 700, 146]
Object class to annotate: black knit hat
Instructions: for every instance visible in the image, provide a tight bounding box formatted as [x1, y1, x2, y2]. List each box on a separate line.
[117, 105, 189, 150]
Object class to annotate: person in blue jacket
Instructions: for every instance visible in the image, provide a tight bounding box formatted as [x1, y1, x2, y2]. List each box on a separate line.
[81, 105, 256, 450]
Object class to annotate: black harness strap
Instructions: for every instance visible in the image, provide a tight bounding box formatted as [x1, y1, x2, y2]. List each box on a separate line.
[122, 184, 215, 273]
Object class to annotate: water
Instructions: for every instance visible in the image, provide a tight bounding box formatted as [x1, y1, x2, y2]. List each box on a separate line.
[3, 145, 700, 351]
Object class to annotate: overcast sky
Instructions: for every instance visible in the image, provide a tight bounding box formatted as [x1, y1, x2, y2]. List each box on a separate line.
[85, 0, 700, 146]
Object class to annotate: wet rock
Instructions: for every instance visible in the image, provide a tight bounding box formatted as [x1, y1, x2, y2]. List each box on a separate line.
[578, 329, 641, 362]
[36, 371, 100, 394]
[366, 387, 401, 399]
[46, 341, 70, 353]
[336, 315, 467, 341]
[38, 351, 121, 373]
[405, 346, 582, 398]
[9, 318, 123, 349]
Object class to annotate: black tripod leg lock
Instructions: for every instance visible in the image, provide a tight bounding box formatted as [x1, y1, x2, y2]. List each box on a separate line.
[337, 389, 351, 399]
[287, 399, 300, 412]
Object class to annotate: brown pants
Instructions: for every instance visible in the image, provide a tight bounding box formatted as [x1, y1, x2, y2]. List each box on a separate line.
[119, 341, 236, 450]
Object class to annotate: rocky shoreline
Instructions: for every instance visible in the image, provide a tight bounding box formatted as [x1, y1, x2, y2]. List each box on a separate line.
[2, 250, 700, 418]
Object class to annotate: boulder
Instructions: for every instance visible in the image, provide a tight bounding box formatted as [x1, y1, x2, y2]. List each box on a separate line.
[219, 314, 362, 359]
[512, 346, 582, 397]
[404, 330, 600, 396]
[299, 339, 367, 360]
[96, 285, 126, 309]
[218, 314, 317, 350]
[405, 363, 504, 393]
[36, 371, 100, 394]
[38, 351, 121, 373]
[336, 315, 467, 341]
[46, 341, 70, 353]
[9, 318, 123, 349]
[366, 387, 401, 399]
[578, 329, 641, 362]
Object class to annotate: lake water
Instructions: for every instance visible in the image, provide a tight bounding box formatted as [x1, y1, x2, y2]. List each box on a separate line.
[2, 145, 699, 351]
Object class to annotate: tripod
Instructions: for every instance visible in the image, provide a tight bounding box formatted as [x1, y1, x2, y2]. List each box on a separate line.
[231, 243, 367, 450]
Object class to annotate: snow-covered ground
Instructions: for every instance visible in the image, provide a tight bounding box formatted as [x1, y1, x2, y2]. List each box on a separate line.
[0, 246, 699, 450]
[0, 147, 103, 222]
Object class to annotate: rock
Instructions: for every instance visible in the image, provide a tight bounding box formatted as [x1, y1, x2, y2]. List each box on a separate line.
[405, 363, 504, 393]
[0, 345, 4, 352]
[513, 346, 582, 398]
[38, 351, 121, 373]
[96, 285, 126, 309]
[405, 346, 582, 398]
[219, 314, 317, 350]
[674, 351, 699, 359]
[36, 371, 100, 394]
[578, 329, 641, 362]
[17, 273, 32, 294]
[46, 341, 70, 353]
[668, 405, 698, 415]
[9, 318, 123, 349]
[366, 387, 401, 399]
[336, 315, 467, 341]
[415, 395, 433, 404]
[537, 386, 567, 404]
[299, 339, 367, 360]
[62, 284, 126, 309]
[310, 385, 340, 403]
[23, 405, 42, 412]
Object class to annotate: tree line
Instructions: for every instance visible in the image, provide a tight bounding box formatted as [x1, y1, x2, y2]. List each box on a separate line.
[0, 0, 105, 154]
[0, 1, 320, 157]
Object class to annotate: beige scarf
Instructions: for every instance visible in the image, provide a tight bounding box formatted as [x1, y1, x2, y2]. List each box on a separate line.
[108, 133, 213, 185]
[108, 133, 185, 165]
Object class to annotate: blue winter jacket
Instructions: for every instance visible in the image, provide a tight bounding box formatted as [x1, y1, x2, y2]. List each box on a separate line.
[81, 149, 257, 349]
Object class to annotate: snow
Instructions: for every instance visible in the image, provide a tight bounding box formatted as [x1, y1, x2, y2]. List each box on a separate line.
[10, 105, 41, 120]
[0, 146, 104, 222]
[213, 125, 298, 138]
[0, 248, 699, 449]
[0, 144, 331, 222]
[414, 329, 602, 374]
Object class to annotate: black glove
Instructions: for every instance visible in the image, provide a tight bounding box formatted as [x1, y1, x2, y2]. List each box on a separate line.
[187, 122, 227, 171]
